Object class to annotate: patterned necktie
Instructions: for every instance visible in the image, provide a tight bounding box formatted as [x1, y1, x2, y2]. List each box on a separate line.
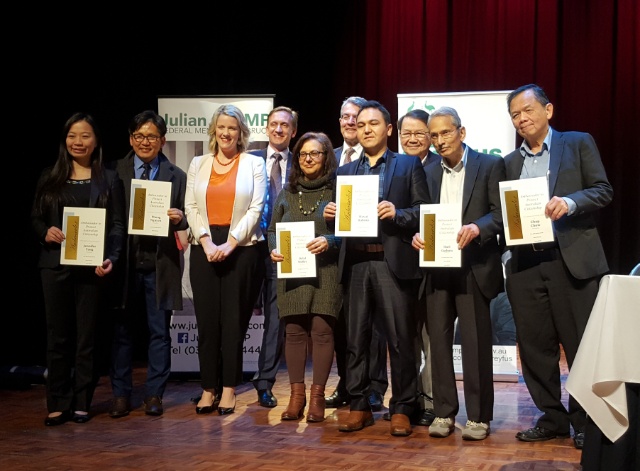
[141, 163, 152, 180]
[344, 147, 355, 164]
[265, 153, 283, 231]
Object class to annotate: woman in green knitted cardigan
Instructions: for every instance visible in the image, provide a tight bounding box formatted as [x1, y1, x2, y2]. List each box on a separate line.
[268, 131, 342, 423]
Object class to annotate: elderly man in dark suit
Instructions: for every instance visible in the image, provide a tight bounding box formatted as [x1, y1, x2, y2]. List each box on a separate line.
[504, 84, 613, 450]
[412, 106, 505, 441]
[325, 100, 429, 437]
[108, 110, 188, 418]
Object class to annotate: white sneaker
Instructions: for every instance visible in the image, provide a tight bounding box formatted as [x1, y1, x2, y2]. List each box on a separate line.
[461, 420, 490, 440]
[429, 417, 455, 437]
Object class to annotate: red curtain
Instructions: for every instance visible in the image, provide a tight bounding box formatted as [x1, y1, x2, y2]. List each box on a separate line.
[337, 0, 639, 274]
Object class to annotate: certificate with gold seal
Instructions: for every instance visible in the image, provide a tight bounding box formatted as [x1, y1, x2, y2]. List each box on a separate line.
[335, 175, 379, 237]
[419, 203, 461, 267]
[499, 177, 554, 246]
[60, 207, 106, 266]
[128, 179, 171, 236]
[276, 221, 317, 279]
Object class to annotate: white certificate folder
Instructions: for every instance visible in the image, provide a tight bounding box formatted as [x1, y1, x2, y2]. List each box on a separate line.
[60, 207, 106, 266]
[335, 175, 379, 237]
[128, 179, 172, 236]
[419, 204, 461, 268]
[276, 221, 317, 279]
[499, 177, 554, 246]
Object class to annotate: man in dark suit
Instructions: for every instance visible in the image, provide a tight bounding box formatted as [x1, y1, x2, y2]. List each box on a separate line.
[109, 110, 188, 418]
[325, 100, 429, 437]
[326, 96, 388, 412]
[250, 106, 297, 408]
[412, 106, 505, 441]
[504, 84, 613, 450]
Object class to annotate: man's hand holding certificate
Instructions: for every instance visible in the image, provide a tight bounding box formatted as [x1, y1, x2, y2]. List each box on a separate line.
[417, 204, 462, 267]
[128, 179, 172, 236]
[499, 176, 554, 245]
[335, 175, 379, 237]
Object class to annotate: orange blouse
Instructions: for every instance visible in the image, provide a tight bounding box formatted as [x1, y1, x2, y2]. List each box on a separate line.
[206, 159, 239, 225]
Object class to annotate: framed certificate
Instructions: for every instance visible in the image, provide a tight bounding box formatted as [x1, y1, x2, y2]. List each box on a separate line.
[60, 207, 106, 266]
[275, 221, 317, 279]
[335, 175, 379, 237]
[128, 179, 172, 236]
[499, 177, 554, 246]
[419, 203, 461, 267]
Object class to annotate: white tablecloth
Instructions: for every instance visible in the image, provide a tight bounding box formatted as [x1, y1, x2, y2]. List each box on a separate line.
[566, 274, 640, 442]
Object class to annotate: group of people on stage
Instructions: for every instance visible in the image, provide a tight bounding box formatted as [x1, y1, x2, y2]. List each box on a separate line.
[31, 84, 612, 451]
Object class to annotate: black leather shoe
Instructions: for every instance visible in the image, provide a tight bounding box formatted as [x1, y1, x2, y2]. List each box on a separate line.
[72, 412, 90, 423]
[218, 395, 236, 416]
[44, 411, 70, 426]
[109, 397, 131, 418]
[417, 408, 436, 426]
[143, 395, 163, 416]
[515, 426, 570, 442]
[368, 391, 384, 412]
[258, 389, 277, 408]
[325, 389, 350, 408]
[573, 431, 584, 449]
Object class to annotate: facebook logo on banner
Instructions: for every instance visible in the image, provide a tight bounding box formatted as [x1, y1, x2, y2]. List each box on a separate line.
[178, 333, 189, 344]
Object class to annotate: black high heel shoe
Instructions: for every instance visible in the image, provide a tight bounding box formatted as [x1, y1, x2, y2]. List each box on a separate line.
[195, 392, 221, 414]
[72, 411, 91, 423]
[44, 410, 71, 426]
[217, 395, 236, 416]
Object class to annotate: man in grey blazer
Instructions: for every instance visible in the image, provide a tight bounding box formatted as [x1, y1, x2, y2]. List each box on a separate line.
[505, 84, 613, 449]
[108, 110, 188, 418]
[412, 106, 505, 441]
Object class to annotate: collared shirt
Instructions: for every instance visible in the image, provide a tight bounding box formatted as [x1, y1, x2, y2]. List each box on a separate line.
[440, 145, 468, 205]
[265, 147, 289, 188]
[519, 128, 552, 179]
[518, 127, 576, 215]
[134, 155, 158, 180]
[339, 142, 363, 167]
[355, 148, 388, 201]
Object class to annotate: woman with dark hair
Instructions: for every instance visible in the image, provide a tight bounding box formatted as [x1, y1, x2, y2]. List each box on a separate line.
[31, 112, 126, 425]
[268, 131, 342, 423]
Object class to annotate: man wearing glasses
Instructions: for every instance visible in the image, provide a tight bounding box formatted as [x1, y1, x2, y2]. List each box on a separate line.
[108, 110, 188, 418]
[411, 106, 505, 441]
[325, 96, 389, 413]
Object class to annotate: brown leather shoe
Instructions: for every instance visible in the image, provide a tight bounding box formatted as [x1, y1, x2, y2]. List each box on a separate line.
[338, 410, 374, 432]
[390, 413, 412, 436]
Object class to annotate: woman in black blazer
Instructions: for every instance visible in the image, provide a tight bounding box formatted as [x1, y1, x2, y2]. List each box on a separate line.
[31, 112, 125, 426]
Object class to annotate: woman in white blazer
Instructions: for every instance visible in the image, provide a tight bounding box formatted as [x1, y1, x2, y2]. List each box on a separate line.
[185, 104, 267, 415]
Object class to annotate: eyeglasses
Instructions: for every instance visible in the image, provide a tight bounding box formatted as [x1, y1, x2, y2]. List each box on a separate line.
[132, 134, 161, 143]
[400, 131, 429, 140]
[429, 128, 459, 141]
[340, 114, 357, 122]
[298, 150, 326, 161]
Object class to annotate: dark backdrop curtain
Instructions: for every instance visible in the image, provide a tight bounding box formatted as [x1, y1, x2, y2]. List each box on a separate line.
[336, 0, 639, 275]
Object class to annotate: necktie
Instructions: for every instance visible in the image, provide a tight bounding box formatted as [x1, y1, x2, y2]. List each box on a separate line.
[344, 147, 355, 164]
[141, 163, 152, 180]
[265, 153, 283, 231]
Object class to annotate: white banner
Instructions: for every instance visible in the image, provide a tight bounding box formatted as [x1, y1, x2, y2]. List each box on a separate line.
[399, 90, 519, 381]
[161, 95, 274, 374]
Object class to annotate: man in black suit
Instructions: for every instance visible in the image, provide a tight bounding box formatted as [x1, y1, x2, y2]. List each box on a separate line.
[325, 100, 429, 437]
[504, 84, 613, 450]
[109, 110, 188, 418]
[326, 96, 388, 412]
[250, 106, 297, 408]
[412, 106, 505, 441]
